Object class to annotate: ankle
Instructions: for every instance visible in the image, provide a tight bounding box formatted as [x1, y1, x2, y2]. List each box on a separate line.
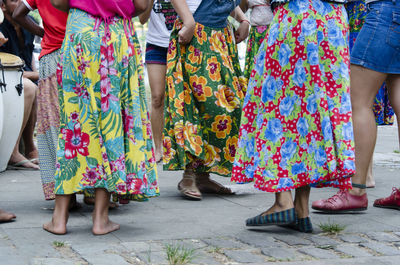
[349, 188, 366, 196]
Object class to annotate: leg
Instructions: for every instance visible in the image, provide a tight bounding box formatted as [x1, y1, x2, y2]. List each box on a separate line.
[0, 209, 16, 222]
[92, 189, 120, 235]
[8, 78, 38, 169]
[294, 186, 311, 218]
[366, 155, 375, 188]
[147, 63, 166, 163]
[22, 80, 38, 163]
[350, 65, 387, 195]
[43, 194, 71, 235]
[263, 191, 294, 215]
[195, 172, 233, 195]
[387, 75, 400, 149]
[177, 163, 202, 200]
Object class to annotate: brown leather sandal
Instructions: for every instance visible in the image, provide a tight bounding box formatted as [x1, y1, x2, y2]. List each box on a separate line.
[195, 172, 234, 195]
[177, 169, 202, 200]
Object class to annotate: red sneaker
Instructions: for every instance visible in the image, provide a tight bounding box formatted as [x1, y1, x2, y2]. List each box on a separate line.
[373, 187, 400, 210]
[312, 190, 368, 213]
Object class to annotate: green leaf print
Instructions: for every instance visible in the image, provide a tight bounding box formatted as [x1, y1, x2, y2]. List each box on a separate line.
[68, 96, 79, 104]
[59, 157, 80, 181]
[86, 157, 99, 169]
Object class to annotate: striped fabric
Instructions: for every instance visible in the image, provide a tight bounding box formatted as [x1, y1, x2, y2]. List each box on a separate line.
[246, 208, 296, 226]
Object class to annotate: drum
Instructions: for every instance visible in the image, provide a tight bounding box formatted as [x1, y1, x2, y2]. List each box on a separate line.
[0, 52, 24, 172]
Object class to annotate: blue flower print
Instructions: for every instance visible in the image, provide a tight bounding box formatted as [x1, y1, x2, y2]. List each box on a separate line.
[343, 149, 354, 158]
[315, 146, 327, 167]
[302, 18, 317, 36]
[344, 160, 355, 171]
[297, 117, 309, 137]
[264, 118, 283, 143]
[291, 162, 306, 175]
[263, 169, 275, 180]
[245, 137, 256, 158]
[256, 113, 264, 128]
[245, 164, 255, 179]
[342, 122, 354, 141]
[288, 0, 308, 15]
[339, 93, 351, 114]
[322, 117, 333, 141]
[293, 61, 307, 87]
[327, 97, 335, 111]
[310, 170, 322, 182]
[327, 19, 345, 47]
[306, 94, 317, 114]
[279, 95, 298, 117]
[307, 42, 319, 65]
[281, 139, 297, 161]
[277, 178, 294, 189]
[261, 76, 277, 103]
[268, 23, 280, 46]
[279, 43, 291, 67]
[312, 0, 331, 15]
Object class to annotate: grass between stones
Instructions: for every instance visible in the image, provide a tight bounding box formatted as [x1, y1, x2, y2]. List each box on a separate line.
[165, 243, 197, 265]
[318, 220, 347, 235]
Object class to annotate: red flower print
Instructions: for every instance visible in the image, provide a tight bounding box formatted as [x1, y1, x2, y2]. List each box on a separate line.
[82, 166, 102, 186]
[62, 123, 90, 159]
[69, 111, 79, 121]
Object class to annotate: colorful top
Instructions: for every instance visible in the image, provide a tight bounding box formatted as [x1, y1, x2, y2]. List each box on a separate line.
[23, 0, 68, 59]
[69, 0, 135, 19]
[271, 0, 348, 9]
[248, 0, 272, 26]
[146, 0, 177, 48]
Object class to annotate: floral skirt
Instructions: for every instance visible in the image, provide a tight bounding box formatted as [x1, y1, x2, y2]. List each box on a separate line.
[55, 9, 159, 201]
[244, 25, 269, 83]
[163, 20, 246, 176]
[232, 0, 355, 192]
[346, 1, 394, 125]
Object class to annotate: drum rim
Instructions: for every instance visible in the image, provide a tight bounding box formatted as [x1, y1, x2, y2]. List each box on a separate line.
[0, 52, 25, 68]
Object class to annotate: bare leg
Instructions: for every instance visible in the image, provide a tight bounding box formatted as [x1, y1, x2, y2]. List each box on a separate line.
[92, 189, 120, 235]
[83, 196, 119, 209]
[196, 172, 233, 194]
[366, 155, 375, 188]
[293, 186, 310, 218]
[43, 194, 71, 235]
[8, 78, 38, 169]
[0, 209, 16, 222]
[22, 80, 38, 163]
[387, 75, 400, 150]
[147, 63, 166, 163]
[262, 191, 294, 216]
[350, 65, 387, 196]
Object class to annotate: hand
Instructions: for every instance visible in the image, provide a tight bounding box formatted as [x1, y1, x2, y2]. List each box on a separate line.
[0, 32, 8, 47]
[178, 20, 195, 45]
[235, 20, 249, 44]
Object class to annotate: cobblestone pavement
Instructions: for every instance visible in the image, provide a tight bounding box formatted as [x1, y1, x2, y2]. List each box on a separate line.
[1, 126, 399, 265]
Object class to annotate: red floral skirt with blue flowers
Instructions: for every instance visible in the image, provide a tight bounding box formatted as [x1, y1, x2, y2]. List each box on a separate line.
[54, 9, 159, 201]
[231, 0, 355, 192]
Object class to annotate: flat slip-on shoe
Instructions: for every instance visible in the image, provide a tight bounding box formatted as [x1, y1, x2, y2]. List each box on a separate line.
[246, 208, 296, 227]
[281, 216, 313, 233]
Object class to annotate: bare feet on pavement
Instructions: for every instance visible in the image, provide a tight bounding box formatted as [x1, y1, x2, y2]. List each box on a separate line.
[92, 215, 120, 235]
[0, 209, 16, 222]
[43, 215, 68, 235]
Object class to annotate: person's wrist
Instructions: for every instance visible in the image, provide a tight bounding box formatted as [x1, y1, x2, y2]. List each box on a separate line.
[240, 19, 250, 25]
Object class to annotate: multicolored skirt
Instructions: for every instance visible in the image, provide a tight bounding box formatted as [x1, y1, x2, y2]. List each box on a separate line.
[244, 25, 269, 83]
[37, 50, 61, 200]
[163, 20, 246, 176]
[346, 1, 394, 125]
[55, 9, 159, 201]
[232, 0, 355, 192]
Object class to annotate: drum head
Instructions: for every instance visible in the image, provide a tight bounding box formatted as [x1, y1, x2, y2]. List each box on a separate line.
[0, 9, 3, 24]
[0, 52, 24, 68]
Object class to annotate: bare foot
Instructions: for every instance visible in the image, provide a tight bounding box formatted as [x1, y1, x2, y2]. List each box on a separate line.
[43, 216, 68, 235]
[25, 150, 39, 165]
[92, 217, 120, 235]
[83, 197, 119, 209]
[155, 152, 162, 163]
[196, 173, 233, 195]
[0, 209, 16, 222]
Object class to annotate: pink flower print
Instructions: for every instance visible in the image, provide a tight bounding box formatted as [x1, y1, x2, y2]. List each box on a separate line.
[116, 183, 126, 193]
[121, 56, 129, 68]
[102, 152, 108, 163]
[129, 179, 143, 194]
[82, 166, 101, 186]
[69, 111, 79, 121]
[61, 123, 90, 159]
[56, 63, 63, 86]
[73, 83, 85, 97]
[100, 80, 118, 112]
[122, 108, 134, 133]
[76, 43, 83, 57]
[77, 58, 90, 74]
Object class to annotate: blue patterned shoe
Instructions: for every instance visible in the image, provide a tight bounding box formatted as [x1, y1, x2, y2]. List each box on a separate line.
[246, 208, 296, 226]
[281, 216, 313, 233]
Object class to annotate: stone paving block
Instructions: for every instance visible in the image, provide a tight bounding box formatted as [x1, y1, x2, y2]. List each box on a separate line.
[273, 235, 313, 246]
[261, 247, 298, 261]
[305, 235, 340, 246]
[202, 237, 247, 249]
[335, 244, 373, 257]
[82, 254, 131, 265]
[30, 258, 77, 265]
[164, 239, 208, 250]
[339, 234, 369, 243]
[191, 250, 223, 265]
[71, 242, 127, 256]
[121, 241, 164, 253]
[394, 232, 400, 238]
[223, 250, 266, 263]
[298, 247, 339, 259]
[0, 255, 26, 265]
[235, 232, 278, 248]
[366, 232, 400, 242]
[137, 251, 168, 265]
[360, 242, 400, 256]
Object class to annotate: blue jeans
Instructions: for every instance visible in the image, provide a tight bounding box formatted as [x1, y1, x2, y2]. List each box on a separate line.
[351, 0, 400, 74]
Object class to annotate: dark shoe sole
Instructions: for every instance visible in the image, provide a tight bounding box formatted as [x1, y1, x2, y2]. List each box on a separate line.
[312, 207, 368, 214]
[373, 204, 400, 210]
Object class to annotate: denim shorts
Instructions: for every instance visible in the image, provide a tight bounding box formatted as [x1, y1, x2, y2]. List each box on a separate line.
[145, 43, 168, 65]
[351, 0, 400, 74]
